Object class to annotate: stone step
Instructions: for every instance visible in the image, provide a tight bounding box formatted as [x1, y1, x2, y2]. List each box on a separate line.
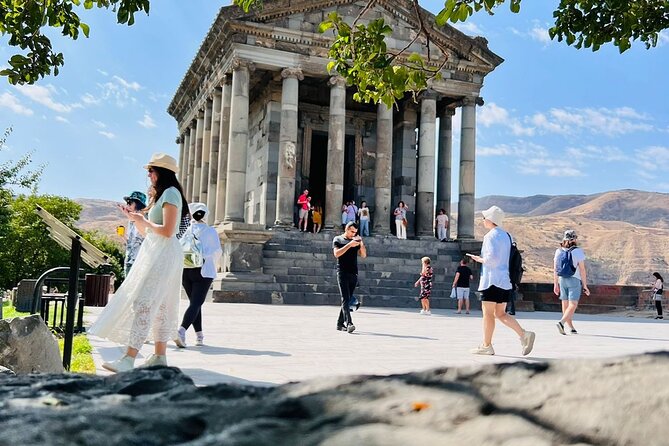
[263, 249, 459, 265]
[266, 268, 452, 282]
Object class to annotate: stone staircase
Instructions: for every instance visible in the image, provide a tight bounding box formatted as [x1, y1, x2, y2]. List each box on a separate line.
[520, 283, 642, 314]
[213, 230, 485, 310]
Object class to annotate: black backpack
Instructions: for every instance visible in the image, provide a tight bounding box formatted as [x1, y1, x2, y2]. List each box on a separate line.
[507, 233, 524, 290]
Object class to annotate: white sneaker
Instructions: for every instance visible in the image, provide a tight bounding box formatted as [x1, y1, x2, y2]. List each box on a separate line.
[139, 354, 167, 368]
[174, 327, 186, 348]
[420, 310, 426, 314]
[521, 330, 536, 356]
[424, 310, 432, 316]
[102, 355, 135, 373]
[195, 332, 204, 346]
[470, 344, 495, 355]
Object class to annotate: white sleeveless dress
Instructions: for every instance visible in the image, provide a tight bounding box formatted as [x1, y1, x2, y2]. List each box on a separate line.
[89, 188, 183, 349]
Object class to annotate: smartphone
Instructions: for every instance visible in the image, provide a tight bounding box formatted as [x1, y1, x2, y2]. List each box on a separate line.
[465, 253, 474, 257]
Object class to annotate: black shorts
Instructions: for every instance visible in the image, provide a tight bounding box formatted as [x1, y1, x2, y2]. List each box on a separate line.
[481, 285, 511, 304]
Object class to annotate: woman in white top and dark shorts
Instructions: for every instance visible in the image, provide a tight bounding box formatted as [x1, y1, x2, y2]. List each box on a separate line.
[467, 206, 535, 356]
[652, 272, 664, 319]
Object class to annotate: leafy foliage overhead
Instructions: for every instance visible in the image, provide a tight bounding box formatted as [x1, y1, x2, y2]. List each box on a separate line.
[1, 0, 667, 102]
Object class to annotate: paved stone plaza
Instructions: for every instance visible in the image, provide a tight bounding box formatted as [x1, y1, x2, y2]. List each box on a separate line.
[86, 302, 669, 386]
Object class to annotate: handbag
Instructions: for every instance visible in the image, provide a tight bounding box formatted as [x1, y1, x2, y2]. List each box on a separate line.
[450, 287, 457, 299]
[402, 217, 408, 227]
[180, 225, 204, 268]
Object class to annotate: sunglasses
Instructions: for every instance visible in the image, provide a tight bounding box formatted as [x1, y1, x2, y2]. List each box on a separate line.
[147, 167, 156, 173]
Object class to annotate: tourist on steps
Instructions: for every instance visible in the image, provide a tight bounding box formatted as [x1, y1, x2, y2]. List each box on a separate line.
[554, 230, 590, 334]
[467, 206, 535, 356]
[452, 257, 473, 314]
[394, 201, 408, 239]
[90, 153, 188, 372]
[414, 256, 433, 315]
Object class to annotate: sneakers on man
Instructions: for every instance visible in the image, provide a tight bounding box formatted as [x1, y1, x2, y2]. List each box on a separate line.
[337, 325, 346, 331]
[424, 310, 432, 316]
[521, 331, 536, 356]
[419, 309, 425, 314]
[570, 328, 578, 334]
[139, 354, 167, 368]
[347, 324, 356, 334]
[195, 332, 204, 346]
[470, 344, 495, 355]
[556, 321, 566, 335]
[174, 327, 187, 348]
[102, 355, 135, 373]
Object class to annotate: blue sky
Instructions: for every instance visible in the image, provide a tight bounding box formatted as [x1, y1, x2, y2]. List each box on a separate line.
[0, 0, 668, 202]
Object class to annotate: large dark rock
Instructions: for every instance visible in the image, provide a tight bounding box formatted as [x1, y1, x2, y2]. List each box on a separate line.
[0, 353, 667, 445]
[0, 315, 64, 373]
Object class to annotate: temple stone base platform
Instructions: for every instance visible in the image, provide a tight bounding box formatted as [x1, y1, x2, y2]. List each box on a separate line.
[213, 231, 485, 309]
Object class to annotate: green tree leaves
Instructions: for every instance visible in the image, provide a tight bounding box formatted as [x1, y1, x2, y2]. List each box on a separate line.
[0, 0, 150, 85]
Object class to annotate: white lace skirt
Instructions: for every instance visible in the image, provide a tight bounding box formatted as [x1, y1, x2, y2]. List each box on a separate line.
[89, 232, 183, 350]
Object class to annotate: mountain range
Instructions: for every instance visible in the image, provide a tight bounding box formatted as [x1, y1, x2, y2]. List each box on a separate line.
[75, 189, 668, 286]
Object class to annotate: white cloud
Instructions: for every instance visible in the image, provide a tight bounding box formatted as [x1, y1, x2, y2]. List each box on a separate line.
[658, 30, 669, 47]
[16, 84, 80, 113]
[97, 69, 109, 76]
[565, 145, 628, 162]
[529, 106, 654, 137]
[529, 26, 551, 44]
[518, 157, 584, 177]
[634, 146, 669, 177]
[81, 93, 101, 106]
[138, 113, 157, 129]
[99, 131, 116, 139]
[113, 75, 141, 91]
[453, 22, 483, 36]
[92, 120, 107, 128]
[55, 116, 70, 124]
[479, 102, 534, 136]
[0, 92, 34, 116]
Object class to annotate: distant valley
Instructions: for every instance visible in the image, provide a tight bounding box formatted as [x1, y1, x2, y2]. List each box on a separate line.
[76, 189, 669, 286]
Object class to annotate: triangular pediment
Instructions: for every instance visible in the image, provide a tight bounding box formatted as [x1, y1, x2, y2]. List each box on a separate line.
[221, 0, 503, 72]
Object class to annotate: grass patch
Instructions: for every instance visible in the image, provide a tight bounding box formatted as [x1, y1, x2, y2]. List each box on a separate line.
[58, 334, 96, 374]
[2, 300, 29, 319]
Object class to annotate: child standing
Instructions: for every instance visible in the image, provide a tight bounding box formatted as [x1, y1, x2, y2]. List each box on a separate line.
[452, 257, 473, 314]
[414, 256, 433, 315]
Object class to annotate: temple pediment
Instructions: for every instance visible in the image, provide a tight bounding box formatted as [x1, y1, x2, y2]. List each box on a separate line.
[222, 0, 503, 72]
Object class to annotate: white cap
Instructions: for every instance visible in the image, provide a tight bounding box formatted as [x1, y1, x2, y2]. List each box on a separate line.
[481, 205, 504, 227]
[188, 202, 208, 217]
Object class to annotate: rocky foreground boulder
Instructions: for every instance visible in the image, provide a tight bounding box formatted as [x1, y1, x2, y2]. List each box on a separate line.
[0, 314, 64, 374]
[0, 352, 667, 446]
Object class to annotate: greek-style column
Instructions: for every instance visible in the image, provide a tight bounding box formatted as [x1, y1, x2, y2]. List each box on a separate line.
[416, 90, 437, 237]
[373, 102, 393, 234]
[207, 90, 222, 224]
[182, 129, 191, 199]
[177, 135, 185, 184]
[436, 107, 455, 240]
[275, 67, 304, 226]
[187, 121, 197, 201]
[224, 59, 254, 222]
[192, 110, 204, 202]
[324, 75, 347, 229]
[199, 98, 213, 206]
[458, 97, 479, 239]
[215, 76, 232, 224]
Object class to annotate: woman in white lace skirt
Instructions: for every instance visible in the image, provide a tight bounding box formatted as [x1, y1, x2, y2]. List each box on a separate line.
[89, 153, 188, 372]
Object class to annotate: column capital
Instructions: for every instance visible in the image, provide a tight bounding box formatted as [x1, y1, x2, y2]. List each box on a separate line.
[440, 107, 456, 117]
[459, 96, 484, 107]
[213, 86, 222, 96]
[189, 119, 197, 129]
[231, 58, 255, 72]
[220, 74, 232, 86]
[419, 89, 439, 101]
[197, 109, 205, 119]
[328, 75, 347, 88]
[176, 135, 183, 144]
[281, 67, 304, 81]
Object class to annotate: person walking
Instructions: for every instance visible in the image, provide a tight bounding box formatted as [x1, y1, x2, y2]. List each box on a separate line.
[122, 191, 147, 276]
[311, 203, 322, 233]
[393, 201, 408, 239]
[468, 206, 535, 356]
[297, 189, 309, 232]
[175, 203, 222, 348]
[651, 272, 664, 319]
[414, 256, 433, 315]
[90, 153, 188, 372]
[333, 222, 367, 333]
[554, 230, 590, 334]
[435, 208, 449, 242]
[358, 201, 371, 236]
[452, 257, 473, 314]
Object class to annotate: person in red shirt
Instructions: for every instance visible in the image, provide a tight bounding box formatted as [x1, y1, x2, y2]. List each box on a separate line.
[297, 189, 310, 232]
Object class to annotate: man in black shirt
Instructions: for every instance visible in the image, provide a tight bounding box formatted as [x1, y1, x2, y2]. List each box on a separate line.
[452, 257, 474, 314]
[333, 222, 367, 333]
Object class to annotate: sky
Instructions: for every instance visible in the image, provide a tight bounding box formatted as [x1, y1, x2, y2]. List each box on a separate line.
[0, 0, 668, 202]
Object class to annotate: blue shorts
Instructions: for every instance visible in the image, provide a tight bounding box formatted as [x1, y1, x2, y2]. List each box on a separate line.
[558, 276, 582, 301]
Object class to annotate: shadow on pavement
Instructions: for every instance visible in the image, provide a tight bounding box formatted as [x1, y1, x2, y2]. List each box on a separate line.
[355, 331, 438, 340]
[179, 367, 278, 387]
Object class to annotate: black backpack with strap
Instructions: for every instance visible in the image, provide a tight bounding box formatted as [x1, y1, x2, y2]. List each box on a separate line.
[507, 233, 524, 291]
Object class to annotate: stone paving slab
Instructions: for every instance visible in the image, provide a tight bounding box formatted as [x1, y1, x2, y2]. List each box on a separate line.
[86, 303, 669, 386]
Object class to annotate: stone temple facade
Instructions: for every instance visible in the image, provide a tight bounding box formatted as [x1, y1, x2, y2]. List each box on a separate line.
[168, 0, 502, 301]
